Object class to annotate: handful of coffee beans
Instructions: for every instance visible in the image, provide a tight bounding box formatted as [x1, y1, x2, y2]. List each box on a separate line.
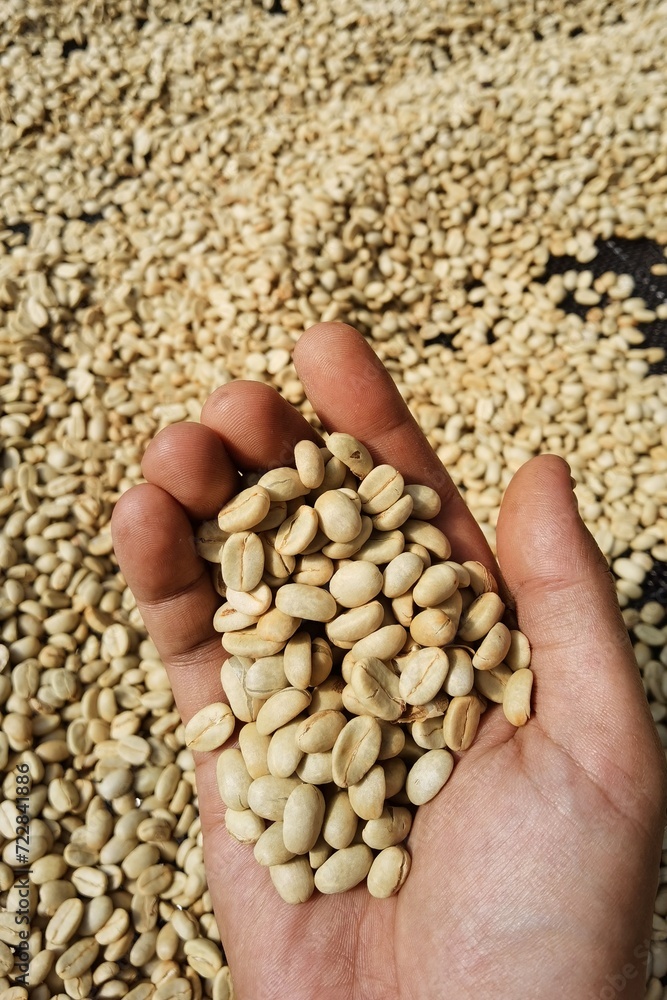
[186, 433, 533, 903]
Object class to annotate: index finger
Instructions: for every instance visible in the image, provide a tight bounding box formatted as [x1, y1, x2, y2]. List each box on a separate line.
[294, 322, 496, 569]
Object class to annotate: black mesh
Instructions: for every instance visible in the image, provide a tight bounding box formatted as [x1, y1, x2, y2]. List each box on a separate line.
[544, 236, 667, 374]
[544, 237, 667, 610]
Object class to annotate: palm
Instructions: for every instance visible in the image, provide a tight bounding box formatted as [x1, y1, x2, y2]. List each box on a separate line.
[112, 323, 665, 1000]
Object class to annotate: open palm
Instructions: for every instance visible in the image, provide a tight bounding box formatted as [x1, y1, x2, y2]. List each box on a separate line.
[112, 323, 665, 1000]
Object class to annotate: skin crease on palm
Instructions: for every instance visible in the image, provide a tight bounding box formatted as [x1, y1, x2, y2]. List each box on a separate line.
[111, 322, 667, 1000]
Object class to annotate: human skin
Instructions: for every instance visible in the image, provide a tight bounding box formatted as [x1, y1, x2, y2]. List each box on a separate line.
[112, 322, 666, 1000]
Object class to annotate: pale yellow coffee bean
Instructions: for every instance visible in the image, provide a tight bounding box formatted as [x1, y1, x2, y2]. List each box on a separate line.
[71, 867, 107, 897]
[217, 485, 271, 533]
[283, 631, 312, 689]
[216, 749, 252, 810]
[309, 456, 347, 498]
[377, 720, 406, 760]
[309, 836, 332, 870]
[474, 664, 513, 703]
[221, 630, 285, 659]
[411, 716, 446, 750]
[438, 589, 463, 629]
[472, 622, 512, 670]
[291, 553, 334, 587]
[362, 806, 412, 849]
[213, 602, 259, 633]
[238, 722, 271, 779]
[1, 988, 28, 1000]
[95, 906, 131, 945]
[184, 702, 235, 752]
[382, 551, 424, 598]
[399, 700, 447, 731]
[0, 940, 14, 975]
[314, 490, 362, 543]
[410, 608, 457, 647]
[402, 519, 451, 559]
[382, 757, 408, 797]
[32, 853, 68, 884]
[350, 624, 407, 662]
[444, 647, 474, 697]
[463, 560, 499, 595]
[213, 604, 259, 633]
[308, 675, 345, 713]
[399, 647, 449, 705]
[256, 606, 302, 643]
[405, 541, 432, 568]
[353, 527, 405, 564]
[391, 591, 415, 627]
[184, 937, 223, 979]
[275, 505, 320, 556]
[275, 583, 337, 622]
[258, 467, 309, 501]
[267, 721, 304, 778]
[311, 635, 334, 685]
[322, 790, 358, 849]
[403, 484, 441, 520]
[440, 561, 469, 588]
[269, 856, 315, 904]
[406, 749, 454, 805]
[322, 515, 374, 558]
[45, 897, 84, 946]
[195, 520, 228, 561]
[350, 657, 405, 722]
[225, 582, 272, 617]
[55, 938, 99, 978]
[255, 687, 312, 736]
[126, 986, 158, 1000]
[458, 592, 505, 642]
[505, 629, 532, 671]
[294, 440, 325, 489]
[221, 531, 264, 593]
[412, 563, 459, 607]
[329, 561, 383, 608]
[154, 976, 192, 1000]
[221, 656, 264, 724]
[245, 655, 288, 699]
[247, 775, 302, 821]
[296, 750, 334, 784]
[296, 710, 347, 753]
[443, 695, 482, 751]
[225, 808, 266, 844]
[371, 493, 414, 531]
[503, 668, 533, 727]
[367, 845, 411, 898]
[348, 763, 386, 820]
[314, 843, 374, 894]
[254, 821, 296, 866]
[332, 714, 382, 787]
[326, 601, 385, 646]
[326, 432, 373, 477]
[261, 532, 296, 579]
[342, 684, 371, 717]
[358, 465, 404, 514]
[282, 784, 326, 854]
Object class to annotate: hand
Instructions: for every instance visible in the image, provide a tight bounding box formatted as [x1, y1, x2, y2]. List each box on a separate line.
[112, 323, 666, 1000]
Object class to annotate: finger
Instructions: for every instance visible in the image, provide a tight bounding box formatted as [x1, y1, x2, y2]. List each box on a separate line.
[496, 454, 663, 793]
[141, 422, 239, 521]
[200, 379, 322, 470]
[111, 482, 223, 723]
[293, 322, 495, 567]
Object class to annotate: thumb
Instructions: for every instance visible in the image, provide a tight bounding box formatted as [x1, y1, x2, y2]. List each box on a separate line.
[496, 454, 660, 790]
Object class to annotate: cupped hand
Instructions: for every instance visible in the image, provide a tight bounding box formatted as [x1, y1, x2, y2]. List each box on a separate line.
[112, 323, 666, 1000]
